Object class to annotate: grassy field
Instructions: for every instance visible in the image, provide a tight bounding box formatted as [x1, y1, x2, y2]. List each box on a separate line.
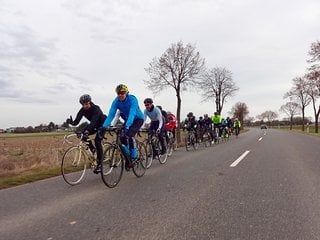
[0, 132, 71, 189]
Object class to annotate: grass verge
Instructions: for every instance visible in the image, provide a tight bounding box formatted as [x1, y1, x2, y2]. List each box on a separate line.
[0, 167, 61, 190]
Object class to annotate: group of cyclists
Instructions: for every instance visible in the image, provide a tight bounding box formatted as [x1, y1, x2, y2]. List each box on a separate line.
[183, 112, 241, 144]
[66, 84, 178, 174]
[66, 83, 241, 174]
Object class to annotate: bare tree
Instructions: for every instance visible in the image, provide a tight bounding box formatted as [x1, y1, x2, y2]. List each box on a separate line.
[198, 67, 238, 114]
[258, 110, 278, 127]
[306, 40, 320, 133]
[280, 102, 301, 130]
[307, 40, 320, 72]
[284, 76, 311, 131]
[144, 41, 205, 142]
[230, 102, 249, 128]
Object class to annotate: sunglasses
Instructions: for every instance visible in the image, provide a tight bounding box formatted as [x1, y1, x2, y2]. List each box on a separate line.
[144, 103, 151, 107]
[117, 91, 127, 95]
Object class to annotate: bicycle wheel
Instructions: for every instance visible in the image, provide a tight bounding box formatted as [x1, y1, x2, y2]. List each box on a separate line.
[61, 146, 87, 185]
[101, 145, 124, 188]
[145, 141, 154, 169]
[133, 142, 147, 177]
[166, 132, 174, 156]
[154, 138, 167, 164]
[191, 134, 199, 150]
[185, 133, 192, 151]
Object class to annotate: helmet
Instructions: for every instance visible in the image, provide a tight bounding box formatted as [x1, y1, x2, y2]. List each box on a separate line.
[214, 112, 218, 115]
[79, 94, 91, 104]
[204, 114, 208, 118]
[187, 112, 193, 118]
[144, 98, 153, 104]
[115, 84, 128, 94]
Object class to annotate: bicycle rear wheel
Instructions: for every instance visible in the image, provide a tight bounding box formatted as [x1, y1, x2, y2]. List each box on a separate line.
[61, 146, 87, 185]
[133, 142, 147, 177]
[101, 145, 124, 188]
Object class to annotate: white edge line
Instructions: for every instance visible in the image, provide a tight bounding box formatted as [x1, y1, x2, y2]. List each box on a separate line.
[230, 150, 250, 167]
[258, 137, 263, 141]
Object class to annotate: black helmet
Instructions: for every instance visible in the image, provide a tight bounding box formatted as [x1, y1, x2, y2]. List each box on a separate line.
[187, 112, 193, 117]
[79, 94, 91, 104]
[144, 98, 153, 104]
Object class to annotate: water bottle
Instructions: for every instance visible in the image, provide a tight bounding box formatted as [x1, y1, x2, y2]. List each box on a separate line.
[121, 144, 130, 157]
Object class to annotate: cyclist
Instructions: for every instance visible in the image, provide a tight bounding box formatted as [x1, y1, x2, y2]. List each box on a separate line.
[99, 84, 144, 167]
[166, 111, 177, 136]
[184, 112, 199, 143]
[226, 117, 233, 135]
[203, 114, 214, 142]
[221, 118, 229, 138]
[142, 98, 166, 155]
[66, 94, 107, 174]
[233, 118, 241, 137]
[211, 112, 222, 140]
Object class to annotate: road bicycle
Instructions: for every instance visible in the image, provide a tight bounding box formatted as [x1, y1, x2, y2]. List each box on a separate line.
[166, 129, 177, 156]
[100, 126, 147, 188]
[140, 129, 168, 169]
[220, 126, 230, 143]
[61, 132, 110, 186]
[234, 126, 240, 137]
[198, 126, 213, 147]
[213, 125, 221, 144]
[185, 128, 199, 151]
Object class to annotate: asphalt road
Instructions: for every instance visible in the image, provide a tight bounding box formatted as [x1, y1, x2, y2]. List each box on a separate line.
[1, 128, 320, 240]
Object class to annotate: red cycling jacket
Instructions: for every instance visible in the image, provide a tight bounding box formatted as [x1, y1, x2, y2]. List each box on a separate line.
[165, 113, 177, 131]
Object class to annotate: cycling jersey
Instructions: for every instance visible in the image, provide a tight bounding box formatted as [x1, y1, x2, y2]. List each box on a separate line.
[166, 113, 177, 131]
[211, 115, 222, 124]
[233, 120, 241, 128]
[103, 94, 144, 128]
[143, 105, 163, 130]
[72, 102, 106, 132]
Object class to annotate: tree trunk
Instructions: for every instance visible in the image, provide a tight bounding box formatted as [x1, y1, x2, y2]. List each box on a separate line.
[290, 115, 293, 130]
[302, 107, 305, 131]
[176, 93, 182, 144]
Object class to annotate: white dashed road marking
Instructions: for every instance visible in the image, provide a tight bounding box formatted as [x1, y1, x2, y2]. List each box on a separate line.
[258, 137, 263, 141]
[230, 150, 250, 167]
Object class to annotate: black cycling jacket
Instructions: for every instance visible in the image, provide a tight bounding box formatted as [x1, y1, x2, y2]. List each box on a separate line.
[72, 102, 107, 132]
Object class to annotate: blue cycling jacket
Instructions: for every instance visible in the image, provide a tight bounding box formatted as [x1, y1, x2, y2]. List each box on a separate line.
[103, 94, 144, 128]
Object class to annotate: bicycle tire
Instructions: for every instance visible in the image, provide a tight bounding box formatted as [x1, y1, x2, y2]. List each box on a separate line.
[145, 141, 154, 169]
[133, 142, 147, 177]
[101, 145, 124, 188]
[191, 134, 199, 150]
[61, 146, 87, 185]
[185, 133, 192, 151]
[157, 138, 168, 164]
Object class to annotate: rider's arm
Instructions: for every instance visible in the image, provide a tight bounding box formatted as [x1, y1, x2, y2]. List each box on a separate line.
[86, 105, 103, 132]
[125, 95, 139, 129]
[71, 108, 84, 126]
[103, 98, 118, 128]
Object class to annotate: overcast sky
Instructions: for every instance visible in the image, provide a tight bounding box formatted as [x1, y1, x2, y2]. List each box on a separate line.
[1, 0, 319, 128]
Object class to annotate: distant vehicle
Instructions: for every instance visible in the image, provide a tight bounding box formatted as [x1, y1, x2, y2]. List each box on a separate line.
[260, 124, 267, 129]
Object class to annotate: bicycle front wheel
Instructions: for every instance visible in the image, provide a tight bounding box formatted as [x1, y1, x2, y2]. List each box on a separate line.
[101, 145, 124, 188]
[133, 142, 147, 177]
[156, 139, 168, 164]
[145, 141, 154, 169]
[185, 134, 192, 151]
[61, 146, 87, 185]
